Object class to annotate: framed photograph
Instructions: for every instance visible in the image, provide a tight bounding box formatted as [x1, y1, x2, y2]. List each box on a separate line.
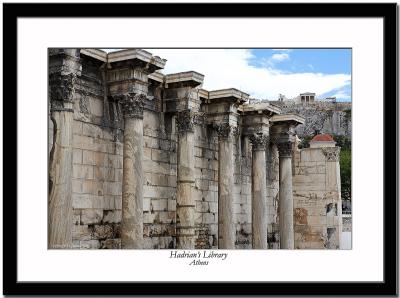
[3, 2, 397, 296]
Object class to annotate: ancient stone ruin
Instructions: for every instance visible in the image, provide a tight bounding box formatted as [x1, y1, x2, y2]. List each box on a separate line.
[48, 48, 344, 249]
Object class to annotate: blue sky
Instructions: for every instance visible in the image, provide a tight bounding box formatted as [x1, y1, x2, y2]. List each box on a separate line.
[104, 48, 352, 102]
[245, 48, 351, 101]
[248, 49, 351, 74]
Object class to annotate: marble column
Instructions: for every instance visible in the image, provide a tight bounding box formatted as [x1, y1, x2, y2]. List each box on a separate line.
[249, 133, 269, 249]
[277, 141, 294, 249]
[119, 93, 145, 249]
[216, 123, 236, 249]
[48, 73, 77, 249]
[176, 110, 196, 249]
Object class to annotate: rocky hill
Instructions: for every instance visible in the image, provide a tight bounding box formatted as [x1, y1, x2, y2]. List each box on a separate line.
[269, 101, 352, 137]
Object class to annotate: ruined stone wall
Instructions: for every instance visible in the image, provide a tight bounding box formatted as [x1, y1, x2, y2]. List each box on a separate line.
[193, 124, 219, 249]
[270, 101, 351, 137]
[50, 50, 345, 250]
[142, 110, 177, 249]
[49, 53, 257, 249]
[70, 55, 124, 249]
[192, 123, 253, 249]
[292, 147, 342, 249]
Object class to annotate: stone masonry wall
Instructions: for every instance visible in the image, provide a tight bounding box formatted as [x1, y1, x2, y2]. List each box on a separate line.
[70, 55, 124, 249]
[292, 147, 342, 249]
[142, 110, 177, 249]
[193, 124, 219, 249]
[192, 121, 253, 249]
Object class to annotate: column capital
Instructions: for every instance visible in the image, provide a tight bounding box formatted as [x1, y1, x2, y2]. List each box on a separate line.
[214, 123, 238, 140]
[49, 72, 78, 112]
[322, 147, 340, 162]
[249, 133, 269, 151]
[176, 110, 195, 133]
[276, 141, 294, 158]
[118, 93, 146, 119]
[176, 110, 204, 134]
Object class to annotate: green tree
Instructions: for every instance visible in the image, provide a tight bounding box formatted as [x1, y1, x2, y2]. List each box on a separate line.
[339, 148, 351, 201]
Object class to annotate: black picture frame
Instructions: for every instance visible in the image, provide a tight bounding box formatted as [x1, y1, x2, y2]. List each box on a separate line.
[2, 3, 398, 296]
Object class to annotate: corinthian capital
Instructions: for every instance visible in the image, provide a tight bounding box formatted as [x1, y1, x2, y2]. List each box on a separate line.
[119, 93, 146, 119]
[176, 110, 195, 133]
[276, 141, 294, 158]
[249, 133, 269, 151]
[214, 123, 238, 140]
[322, 147, 340, 162]
[49, 72, 77, 112]
[176, 110, 204, 134]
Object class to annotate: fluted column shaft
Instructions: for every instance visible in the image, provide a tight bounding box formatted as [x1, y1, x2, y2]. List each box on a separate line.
[48, 73, 77, 249]
[216, 124, 236, 249]
[176, 110, 196, 249]
[250, 134, 269, 249]
[277, 142, 294, 249]
[120, 93, 145, 249]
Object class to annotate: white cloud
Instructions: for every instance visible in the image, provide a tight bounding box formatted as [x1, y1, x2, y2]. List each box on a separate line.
[270, 53, 290, 62]
[330, 90, 351, 100]
[272, 49, 293, 52]
[146, 49, 351, 101]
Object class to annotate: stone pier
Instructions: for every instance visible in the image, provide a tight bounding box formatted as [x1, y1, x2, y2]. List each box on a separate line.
[271, 114, 305, 249]
[250, 133, 269, 249]
[119, 93, 145, 249]
[176, 110, 196, 248]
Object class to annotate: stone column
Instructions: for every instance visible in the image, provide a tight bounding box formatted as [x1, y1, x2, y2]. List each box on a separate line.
[48, 73, 77, 249]
[277, 141, 294, 249]
[119, 93, 145, 249]
[323, 147, 343, 248]
[176, 110, 196, 249]
[249, 133, 269, 249]
[216, 123, 236, 249]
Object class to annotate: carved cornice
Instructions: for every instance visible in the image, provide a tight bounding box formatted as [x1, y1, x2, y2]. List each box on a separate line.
[214, 123, 238, 140]
[49, 72, 77, 112]
[276, 141, 293, 158]
[322, 147, 340, 162]
[118, 93, 146, 119]
[249, 133, 269, 151]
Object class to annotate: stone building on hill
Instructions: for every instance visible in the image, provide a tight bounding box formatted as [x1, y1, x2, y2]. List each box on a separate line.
[48, 48, 347, 250]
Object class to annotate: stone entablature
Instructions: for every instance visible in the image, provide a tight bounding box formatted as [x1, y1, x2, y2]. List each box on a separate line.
[80, 49, 108, 62]
[48, 48, 344, 250]
[208, 88, 249, 103]
[165, 71, 204, 86]
[107, 49, 166, 69]
[148, 71, 164, 83]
